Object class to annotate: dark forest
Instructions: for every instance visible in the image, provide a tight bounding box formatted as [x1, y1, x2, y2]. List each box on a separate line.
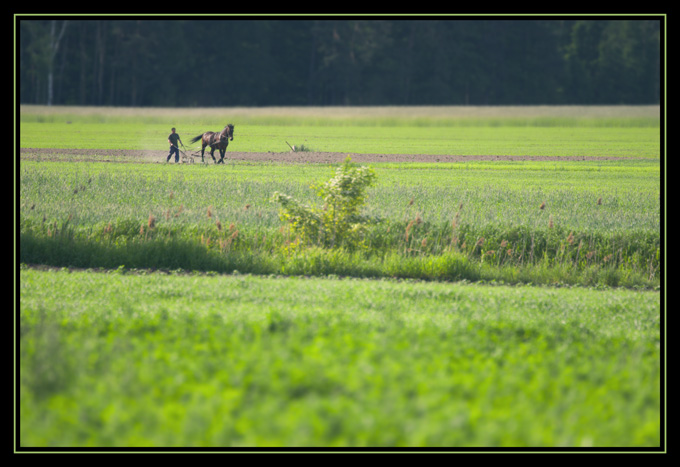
[18, 18, 661, 107]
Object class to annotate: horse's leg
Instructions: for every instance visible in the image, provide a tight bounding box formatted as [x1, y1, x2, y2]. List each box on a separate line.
[210, 147, 217, 164]
[220, 141, 229, 164]
[219, 148, 226, 164]
[201, 143, 206, 163]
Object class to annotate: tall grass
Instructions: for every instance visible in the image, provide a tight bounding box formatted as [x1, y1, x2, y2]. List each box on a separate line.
[19, 158, 660, 288]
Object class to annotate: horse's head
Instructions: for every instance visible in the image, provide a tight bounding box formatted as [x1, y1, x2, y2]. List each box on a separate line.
[219, 124, 234, 142]
[216, 124, 234, 146]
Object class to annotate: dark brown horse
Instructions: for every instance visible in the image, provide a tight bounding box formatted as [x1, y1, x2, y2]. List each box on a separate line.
[189, 124, 234, 164]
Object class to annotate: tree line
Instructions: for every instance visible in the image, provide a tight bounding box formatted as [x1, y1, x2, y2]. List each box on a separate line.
[18, 18, 662, 107]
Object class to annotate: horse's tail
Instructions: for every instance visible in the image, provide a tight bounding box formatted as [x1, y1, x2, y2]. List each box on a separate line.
[189, 134, 204, 144]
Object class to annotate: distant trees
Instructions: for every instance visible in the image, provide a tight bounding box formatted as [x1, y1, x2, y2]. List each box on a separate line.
[562, 20, 661, 104]
[18, 18, 662, 107]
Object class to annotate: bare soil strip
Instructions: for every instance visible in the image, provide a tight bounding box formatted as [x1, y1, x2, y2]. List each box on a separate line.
[20, 148, 634, 164]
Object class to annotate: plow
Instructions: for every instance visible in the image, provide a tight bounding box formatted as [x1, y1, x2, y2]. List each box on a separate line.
[174, 143, 209, 164]
[178, 146, 198, 164]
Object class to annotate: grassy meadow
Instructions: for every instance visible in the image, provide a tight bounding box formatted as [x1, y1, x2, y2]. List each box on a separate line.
[18, 105, 663, 449]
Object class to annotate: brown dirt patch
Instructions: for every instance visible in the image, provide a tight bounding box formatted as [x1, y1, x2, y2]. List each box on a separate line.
[19, 147, 632, 164]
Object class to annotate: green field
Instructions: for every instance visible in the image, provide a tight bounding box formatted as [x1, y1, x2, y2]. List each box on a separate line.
[19, 157, 660, 287]
[20, 104, 660, 158]
[18, 106, 663, 449]
[19, 267, 660, 447]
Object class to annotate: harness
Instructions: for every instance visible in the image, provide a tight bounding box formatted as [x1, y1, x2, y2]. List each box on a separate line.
[209, 129, 231, 148]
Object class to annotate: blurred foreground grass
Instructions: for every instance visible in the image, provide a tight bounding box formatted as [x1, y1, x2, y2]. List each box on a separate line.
[19, 267, 661, 448]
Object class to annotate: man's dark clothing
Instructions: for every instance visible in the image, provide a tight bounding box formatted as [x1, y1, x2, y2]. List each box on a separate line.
[168, 132, 180, 147]
[167, 133, 181, 162]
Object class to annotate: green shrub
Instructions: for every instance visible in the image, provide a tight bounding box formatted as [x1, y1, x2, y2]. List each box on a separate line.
[271, 156, 376, 250]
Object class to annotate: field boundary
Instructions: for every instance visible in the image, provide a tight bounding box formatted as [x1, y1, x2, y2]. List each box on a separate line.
[20, 104, 662, 119]
[19, 148, 641, 164]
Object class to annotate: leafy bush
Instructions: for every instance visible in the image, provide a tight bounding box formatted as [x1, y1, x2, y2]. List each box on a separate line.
[271, 156, 376, 250]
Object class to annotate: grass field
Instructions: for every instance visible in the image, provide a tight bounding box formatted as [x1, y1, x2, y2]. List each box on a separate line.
[19, 157, 660, 288]
[17, 105, 663, 449]
[19, 267, 660, 448]
[20, 104, 660, 157]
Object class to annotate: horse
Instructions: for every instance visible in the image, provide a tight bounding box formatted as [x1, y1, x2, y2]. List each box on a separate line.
[189, 124, 234, 164]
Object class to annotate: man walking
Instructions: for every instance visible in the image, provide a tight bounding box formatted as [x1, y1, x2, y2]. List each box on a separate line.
[166, 127, 184, 163]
